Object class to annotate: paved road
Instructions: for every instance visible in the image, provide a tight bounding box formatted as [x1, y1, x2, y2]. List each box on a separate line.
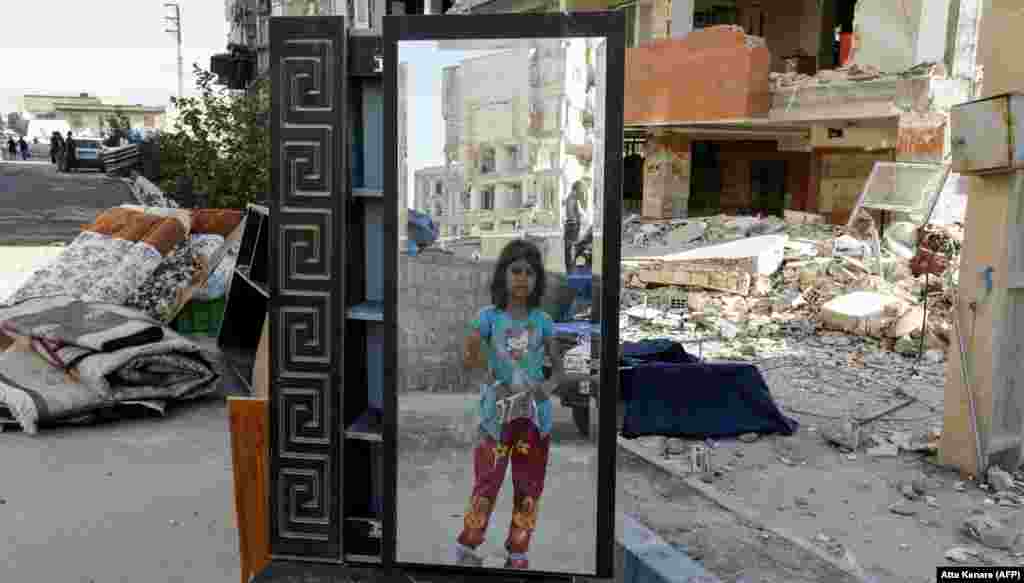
[0, 159, 133, 244]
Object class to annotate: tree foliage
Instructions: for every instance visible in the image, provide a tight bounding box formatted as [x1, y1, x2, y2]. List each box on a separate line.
[158, 64, 270, 209]
[104, 107, 132, 146]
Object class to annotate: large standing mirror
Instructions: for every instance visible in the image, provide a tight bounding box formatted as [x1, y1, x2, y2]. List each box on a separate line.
[384, 14, 624, 578]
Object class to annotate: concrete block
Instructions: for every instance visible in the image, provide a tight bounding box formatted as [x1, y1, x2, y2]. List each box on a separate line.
[659, 234, 788, 276]
[820, 291, 903, 334]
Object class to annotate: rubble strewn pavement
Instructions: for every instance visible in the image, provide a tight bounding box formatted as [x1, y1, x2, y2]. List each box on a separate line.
[620, 209, 962, 362]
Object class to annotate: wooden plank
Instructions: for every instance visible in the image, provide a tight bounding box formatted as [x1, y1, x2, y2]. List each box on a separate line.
[229, 397, 270, 583]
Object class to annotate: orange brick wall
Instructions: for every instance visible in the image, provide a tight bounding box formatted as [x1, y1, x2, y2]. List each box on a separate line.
[624, 26, 771, 124]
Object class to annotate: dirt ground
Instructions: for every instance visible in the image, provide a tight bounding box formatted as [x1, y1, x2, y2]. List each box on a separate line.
[620, 331, 1024, 583]
[396, 391, 870, 581]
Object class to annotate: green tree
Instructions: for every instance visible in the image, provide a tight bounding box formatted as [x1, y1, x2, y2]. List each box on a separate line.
[159, 64, 270, 209]
[104, 107, 132, 146]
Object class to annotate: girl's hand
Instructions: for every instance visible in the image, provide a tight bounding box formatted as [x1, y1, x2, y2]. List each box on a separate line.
[532, 379, 557, 402]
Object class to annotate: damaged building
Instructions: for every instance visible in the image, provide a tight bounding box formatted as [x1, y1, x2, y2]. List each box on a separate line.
[452, 0, 982, 227]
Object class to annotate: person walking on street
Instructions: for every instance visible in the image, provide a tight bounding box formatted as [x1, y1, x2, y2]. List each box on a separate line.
[6, 137, 16, 161]
[561, 180, 586, 275]
[62, 131, 76, 172]
[50, 132, 64, 165]
[18, 136, 29, 160]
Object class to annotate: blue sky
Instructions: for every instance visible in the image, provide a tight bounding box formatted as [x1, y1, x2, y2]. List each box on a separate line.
[398, 41, 509, 206]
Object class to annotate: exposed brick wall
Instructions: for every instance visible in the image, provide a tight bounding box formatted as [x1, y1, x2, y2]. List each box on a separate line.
[397, 251, 597, 394]
[896, 112, 947, 163]
[624, 26, 771, 124]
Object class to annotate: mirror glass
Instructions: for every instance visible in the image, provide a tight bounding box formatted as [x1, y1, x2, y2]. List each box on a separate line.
[395, 36, 608, 574]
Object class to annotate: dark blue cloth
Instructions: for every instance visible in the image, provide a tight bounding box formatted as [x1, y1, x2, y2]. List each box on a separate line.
[621, 361, 799, 439]
[621, 338, 700, 367]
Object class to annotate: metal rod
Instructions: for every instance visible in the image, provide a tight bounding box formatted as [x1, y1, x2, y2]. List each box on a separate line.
[954, 294, 986, 476]
[916, 271, 930, 364]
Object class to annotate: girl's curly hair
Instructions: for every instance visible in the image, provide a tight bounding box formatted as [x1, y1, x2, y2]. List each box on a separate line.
[490, 239, 546, 310]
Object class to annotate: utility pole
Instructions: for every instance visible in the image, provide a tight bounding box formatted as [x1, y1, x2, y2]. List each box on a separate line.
[164, 2, 184, 103]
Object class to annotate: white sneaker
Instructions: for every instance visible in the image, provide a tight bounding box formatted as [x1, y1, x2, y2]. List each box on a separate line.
[451, 543, 484, 567]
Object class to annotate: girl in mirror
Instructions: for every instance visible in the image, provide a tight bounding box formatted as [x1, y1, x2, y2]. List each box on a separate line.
[453, 239, 566, 569]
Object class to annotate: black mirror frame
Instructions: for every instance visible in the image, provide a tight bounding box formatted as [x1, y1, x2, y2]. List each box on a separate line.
[382, 12, 625, 581]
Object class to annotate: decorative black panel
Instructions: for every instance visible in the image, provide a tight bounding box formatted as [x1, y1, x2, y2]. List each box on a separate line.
[269, 16, 348, 562]
[280, 127, 335, 207]
[278, 210, 334, 292]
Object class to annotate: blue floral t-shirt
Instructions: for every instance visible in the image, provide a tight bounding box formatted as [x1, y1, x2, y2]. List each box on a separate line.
[469, 306, 554, 439]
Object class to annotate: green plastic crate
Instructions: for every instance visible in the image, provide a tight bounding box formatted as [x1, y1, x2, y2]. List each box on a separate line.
[173, 297, 226, 337]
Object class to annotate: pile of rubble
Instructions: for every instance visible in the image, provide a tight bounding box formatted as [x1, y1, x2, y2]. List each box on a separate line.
[620, 210, 963, 361]
[770, 61, 884, 91]
[770, 60, 950, 93]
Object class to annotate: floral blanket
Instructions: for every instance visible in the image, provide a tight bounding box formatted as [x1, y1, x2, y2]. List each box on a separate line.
[3, 207, 190, 307]
[0, 297, 218, 434]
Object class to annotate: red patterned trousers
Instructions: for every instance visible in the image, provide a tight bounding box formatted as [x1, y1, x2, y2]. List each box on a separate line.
[457, 417, 551, 554]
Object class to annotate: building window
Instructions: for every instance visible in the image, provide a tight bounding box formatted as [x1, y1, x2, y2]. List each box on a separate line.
[506, 145, 520, 170]
[435, 181, 443, 195]
[481, 186, 495, 210]
[543, 181, 556, 210]
[480, 146, 496, 174]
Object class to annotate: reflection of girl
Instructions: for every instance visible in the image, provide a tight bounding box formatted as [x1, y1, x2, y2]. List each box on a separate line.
[453, 239, 563, 569]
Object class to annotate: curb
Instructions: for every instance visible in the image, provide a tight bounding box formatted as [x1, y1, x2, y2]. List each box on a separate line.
[617, 436, 872, 583]
[617, 512, 722, 583]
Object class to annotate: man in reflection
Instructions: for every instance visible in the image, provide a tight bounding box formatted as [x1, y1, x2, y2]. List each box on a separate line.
[455, 239, 595, 569]
[562, 180, 586, 275]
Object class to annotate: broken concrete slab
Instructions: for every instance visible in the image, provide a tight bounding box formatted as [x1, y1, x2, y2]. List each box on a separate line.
[631, 260, 754, 295]
[988, 467, 1016, 493]
[885, 306, 926, 338]
[819, 292, 904, 335]
[658, 234, 789, 276]
[961, 511, 1021, 550]
[867, 443, 899, 457]
[666, 221, 707, 246]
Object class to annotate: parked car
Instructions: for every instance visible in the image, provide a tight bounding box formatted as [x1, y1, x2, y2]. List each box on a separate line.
[70, 138, 105, 171]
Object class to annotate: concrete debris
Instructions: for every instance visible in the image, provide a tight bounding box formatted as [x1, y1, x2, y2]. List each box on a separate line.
[944, 547, 980, 563]
[988, 467, 1017, 493]
[961, 511, 1021, 550]
[821, 418, 861, 451]
[867, 443, 899, 457]
[900, 483, 920, 501]
[619, 211, 960, 360]
[770, 62, 884, 92]
[819, 292, 903, 335]
[954, 481, 967, 492]
[889, 502, 919, 516]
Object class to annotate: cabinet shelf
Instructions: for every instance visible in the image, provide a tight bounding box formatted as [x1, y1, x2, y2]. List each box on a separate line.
[352, 187, 383, 198]
[346, 300, 384, 322]
[345, 407, 383, 441]
[343, 554, 381, 564]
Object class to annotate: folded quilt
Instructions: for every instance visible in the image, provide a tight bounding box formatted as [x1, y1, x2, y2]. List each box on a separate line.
[0, 297, 218, 433]
[4, 207, 190, 306]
